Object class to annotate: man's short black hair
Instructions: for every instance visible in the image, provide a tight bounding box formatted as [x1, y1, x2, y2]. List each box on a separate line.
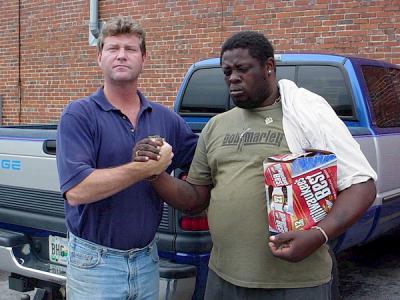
[220, 31, 274, 66]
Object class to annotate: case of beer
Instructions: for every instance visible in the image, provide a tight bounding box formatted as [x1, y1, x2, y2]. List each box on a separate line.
[263, 151, 337, 234]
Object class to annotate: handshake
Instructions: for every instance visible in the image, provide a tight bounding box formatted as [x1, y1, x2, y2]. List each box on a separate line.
[132, 136, 174, 180]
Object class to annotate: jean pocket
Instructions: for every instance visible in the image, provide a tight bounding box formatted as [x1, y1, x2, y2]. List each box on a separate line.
[68, 240, 101, 269]
[149, 245, 160, 263]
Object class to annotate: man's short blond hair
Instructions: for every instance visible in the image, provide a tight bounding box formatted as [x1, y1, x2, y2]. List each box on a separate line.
[97, 16, 146, 54]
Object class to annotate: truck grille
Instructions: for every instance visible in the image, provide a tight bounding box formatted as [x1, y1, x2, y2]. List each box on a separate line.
[158, 202, 171, 231]
[0, 184, 172, 231]
[0, 184, 173, 234]
[0, 184, 64, 216]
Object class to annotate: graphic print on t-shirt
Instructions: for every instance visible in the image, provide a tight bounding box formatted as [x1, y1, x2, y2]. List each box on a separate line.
[222, 130, 285, 151]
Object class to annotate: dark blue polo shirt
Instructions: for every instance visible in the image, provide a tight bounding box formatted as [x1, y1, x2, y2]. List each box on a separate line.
[56, 88, 198, 250]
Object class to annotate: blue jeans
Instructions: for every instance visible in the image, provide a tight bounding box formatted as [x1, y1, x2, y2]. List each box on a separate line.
[67, 233, 159, 300]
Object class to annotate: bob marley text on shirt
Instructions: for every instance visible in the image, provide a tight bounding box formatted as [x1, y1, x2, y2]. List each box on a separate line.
[222, 130, 285, 151]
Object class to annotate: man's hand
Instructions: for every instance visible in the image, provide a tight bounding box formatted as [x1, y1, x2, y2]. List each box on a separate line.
[145, 142, 174, 176]
[268, 228, 326, 262]
[132, 137, 163, 162]
[157, 142, 174, 172]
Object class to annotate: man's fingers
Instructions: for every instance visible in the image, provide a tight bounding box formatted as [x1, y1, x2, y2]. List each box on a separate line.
[269, 232, 292, 243]
[133, 138, 163, 162]
[268, 233, 294, 258]
[136, 143, 160, 154]
[269, 235, 291, 250]
[134, 156, 149, 162]
[159, 142, 172, 156]
[136, 150, 160, 161]
[269, 241, 290, 251]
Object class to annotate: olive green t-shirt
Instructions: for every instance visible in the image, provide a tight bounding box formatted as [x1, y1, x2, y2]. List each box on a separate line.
[187, 102, 332, 288]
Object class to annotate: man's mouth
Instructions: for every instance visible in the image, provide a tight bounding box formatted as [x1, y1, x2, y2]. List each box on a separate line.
[230, 89, 244, 97]
[114, 65, 129, 69]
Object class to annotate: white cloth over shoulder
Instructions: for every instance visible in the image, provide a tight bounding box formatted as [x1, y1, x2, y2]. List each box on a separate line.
[278, 79, 377, 191]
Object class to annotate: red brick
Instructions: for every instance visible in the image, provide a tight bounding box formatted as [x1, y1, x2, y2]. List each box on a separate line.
[0, 0, 398, 125]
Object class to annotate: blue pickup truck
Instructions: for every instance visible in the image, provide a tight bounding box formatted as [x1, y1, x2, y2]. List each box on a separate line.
[0, 53, 400, 299]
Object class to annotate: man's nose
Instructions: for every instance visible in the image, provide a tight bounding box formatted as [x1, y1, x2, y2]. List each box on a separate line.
[116, 48, 127, 60]
[229, 71, 241, 83]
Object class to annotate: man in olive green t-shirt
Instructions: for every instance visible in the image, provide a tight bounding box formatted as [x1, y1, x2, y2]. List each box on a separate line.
[137, 31, 377, 299]
[187, 104, 333, 290]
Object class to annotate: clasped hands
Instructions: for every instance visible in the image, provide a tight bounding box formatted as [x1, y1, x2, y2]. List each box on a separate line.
[132, 137, 174, 179]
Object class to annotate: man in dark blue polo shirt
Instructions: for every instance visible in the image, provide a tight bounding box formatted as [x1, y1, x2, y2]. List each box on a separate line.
[56, 16, 197, 300]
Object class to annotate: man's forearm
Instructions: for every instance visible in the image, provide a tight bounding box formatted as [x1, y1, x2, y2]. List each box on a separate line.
[65, 142, 173, 206]
[317, 179, 376, 241]
[66, 161, 158, 206]
[151, 172, 211, 214]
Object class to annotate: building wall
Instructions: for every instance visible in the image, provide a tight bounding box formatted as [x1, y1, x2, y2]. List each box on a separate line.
[0, 0, 399, 124]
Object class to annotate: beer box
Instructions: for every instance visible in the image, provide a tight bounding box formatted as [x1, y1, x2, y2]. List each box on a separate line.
[263, 150, 337, 234]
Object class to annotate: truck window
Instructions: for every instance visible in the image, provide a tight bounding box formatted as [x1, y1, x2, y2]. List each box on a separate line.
[179, 67, 229, 114]
[276, 66, 296, 81]
[297, 65, 354, 118]
[179, 64, 354, 118]
[362, 66, 400, 128]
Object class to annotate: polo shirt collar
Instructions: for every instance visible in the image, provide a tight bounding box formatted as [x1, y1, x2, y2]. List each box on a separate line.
[91, 87, 153, 112]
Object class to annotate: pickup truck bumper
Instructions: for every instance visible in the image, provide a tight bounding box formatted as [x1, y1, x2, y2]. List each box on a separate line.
[0, 228, 66, 285]
[0, 228, 196, 299]
[159, 260, 196, 300]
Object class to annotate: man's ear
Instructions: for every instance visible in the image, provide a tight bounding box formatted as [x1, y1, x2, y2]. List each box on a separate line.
[266, 57, 276, 76]
[141, 52, 147, 72]
[97, 51, 102, 68]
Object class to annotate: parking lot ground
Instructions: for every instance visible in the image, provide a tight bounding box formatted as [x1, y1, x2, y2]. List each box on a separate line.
[338, 226, 400, 300]
[0, 272, 35, 300]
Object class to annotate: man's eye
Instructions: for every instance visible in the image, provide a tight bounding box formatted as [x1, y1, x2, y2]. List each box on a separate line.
[223, 70, 232, 76]
[237, 67, 248, 73]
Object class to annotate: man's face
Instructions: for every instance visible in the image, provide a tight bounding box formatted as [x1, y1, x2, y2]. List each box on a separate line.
[97, 34, 146, 84]
[221, 48, 270, 109]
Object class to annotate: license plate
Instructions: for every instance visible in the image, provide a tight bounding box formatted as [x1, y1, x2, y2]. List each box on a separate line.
[49, 235, 69, 266]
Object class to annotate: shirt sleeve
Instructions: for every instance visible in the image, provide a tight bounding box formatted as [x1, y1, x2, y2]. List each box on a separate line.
[186, 123, 213, 186]
[56, 109, 96, 195]
[168, 113, 199, 173]
[298, 91, 378, 191]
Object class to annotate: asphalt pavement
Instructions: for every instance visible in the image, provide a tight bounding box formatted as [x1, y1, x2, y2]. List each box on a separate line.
[0, 271, 35, 299]
[338, 226, 400, 300]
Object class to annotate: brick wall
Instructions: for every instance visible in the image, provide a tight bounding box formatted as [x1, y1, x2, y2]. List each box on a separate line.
[0, 0, 399, 124]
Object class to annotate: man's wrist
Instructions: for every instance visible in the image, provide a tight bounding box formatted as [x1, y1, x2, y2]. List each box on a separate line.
[127, 160, 157, 181]
[311, 226, 329, 244]
[148, 171, 168, 183]
[146, 175, 159, 181]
